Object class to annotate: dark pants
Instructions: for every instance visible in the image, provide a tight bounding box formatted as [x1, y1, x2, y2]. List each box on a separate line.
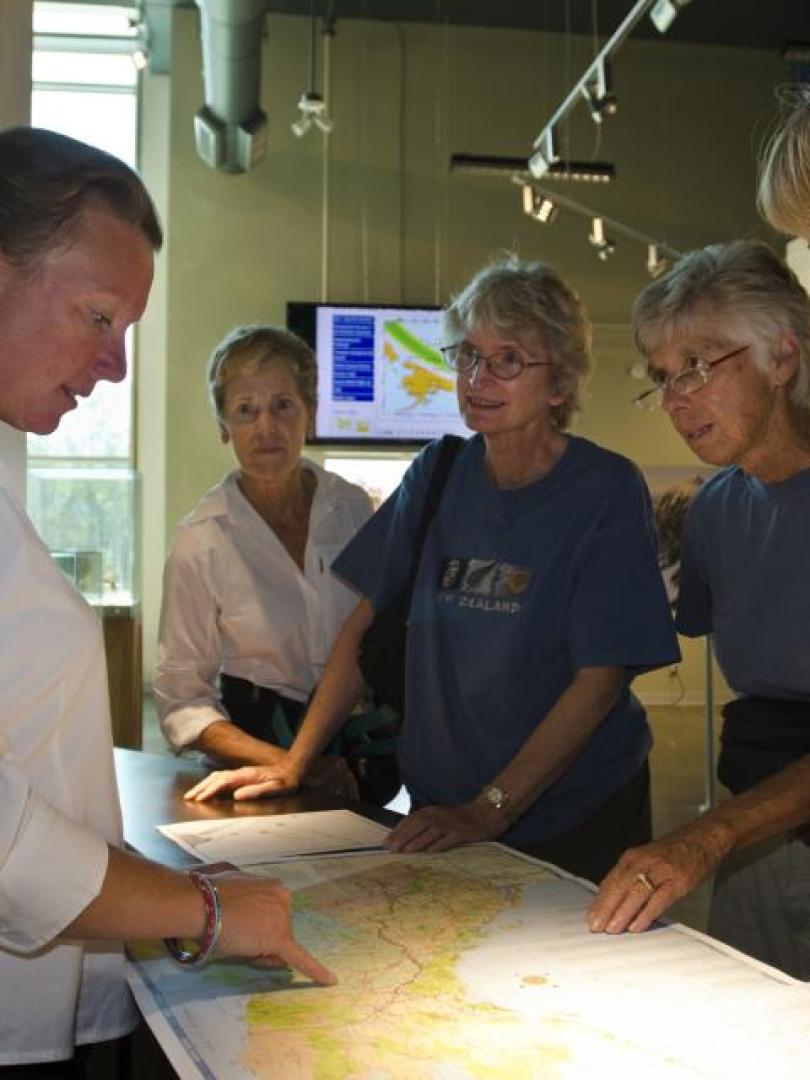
[219, 674, 401, 806]
[0, 1036, 130, 1080]
[514, 761, 652, 885]
[0, 1024, 176, 1080]
[219, 673, 307, 747]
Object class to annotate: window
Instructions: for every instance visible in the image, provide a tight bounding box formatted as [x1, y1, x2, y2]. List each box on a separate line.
[26, 3, 143, 602]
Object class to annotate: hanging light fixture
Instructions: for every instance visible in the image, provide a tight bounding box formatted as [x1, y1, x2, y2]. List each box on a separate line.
[451, 153, 614, 183]
[511, 177, 681, 270]
[528, 1, 699, 177]
[291, 0, 334, 138]
[528, 126, 615, 184]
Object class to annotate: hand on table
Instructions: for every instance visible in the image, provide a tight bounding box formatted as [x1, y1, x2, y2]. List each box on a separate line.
[215, 874, 336, 985]
[384, 801, 508, 854]
[184, 762, 304, 802]
[587, 823, 728, 934]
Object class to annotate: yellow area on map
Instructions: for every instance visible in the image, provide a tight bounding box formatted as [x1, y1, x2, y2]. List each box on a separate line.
[399, 360, 455, 407]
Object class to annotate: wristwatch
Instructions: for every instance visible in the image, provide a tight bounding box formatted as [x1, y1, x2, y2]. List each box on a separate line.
[480, 784, 511, 813]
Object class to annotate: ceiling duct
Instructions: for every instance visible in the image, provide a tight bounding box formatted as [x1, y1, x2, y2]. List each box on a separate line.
[194, 0, 268, 173]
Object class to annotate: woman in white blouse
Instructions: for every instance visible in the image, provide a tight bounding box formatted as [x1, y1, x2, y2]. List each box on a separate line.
[0, 129, 333, 1074]
[155, 326, 373, 793]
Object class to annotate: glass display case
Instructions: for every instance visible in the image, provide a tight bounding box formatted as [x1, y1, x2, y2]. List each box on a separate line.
[323, 454, 413, 509]
[27, 462, 141, 605]
[26, 463, 143, 748]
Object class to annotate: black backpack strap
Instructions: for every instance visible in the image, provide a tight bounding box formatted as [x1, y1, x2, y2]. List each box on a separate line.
[406, 435, 464, 588]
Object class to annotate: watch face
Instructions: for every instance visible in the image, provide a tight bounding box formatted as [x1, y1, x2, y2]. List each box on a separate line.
[484, 786, 508, 810]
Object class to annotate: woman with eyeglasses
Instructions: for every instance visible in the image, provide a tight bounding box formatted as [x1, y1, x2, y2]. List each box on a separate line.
[589, 240, 810, 980]
[188, 255, 678, 885]
[153, 325, 404, 804]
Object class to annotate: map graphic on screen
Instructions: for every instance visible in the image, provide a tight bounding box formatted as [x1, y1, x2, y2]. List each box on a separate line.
[287, 302, 472, 444]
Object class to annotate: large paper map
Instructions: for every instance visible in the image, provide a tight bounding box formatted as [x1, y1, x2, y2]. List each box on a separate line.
[128, 844, 810, 1079]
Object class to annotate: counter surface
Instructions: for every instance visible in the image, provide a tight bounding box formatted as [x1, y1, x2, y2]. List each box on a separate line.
[115, 747, 398, 868]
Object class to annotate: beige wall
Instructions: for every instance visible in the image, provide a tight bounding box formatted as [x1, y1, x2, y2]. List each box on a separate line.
[139, 10, 779, 696]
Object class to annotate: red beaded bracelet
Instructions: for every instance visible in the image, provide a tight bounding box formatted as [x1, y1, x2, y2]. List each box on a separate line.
[164, 871, 222, 968]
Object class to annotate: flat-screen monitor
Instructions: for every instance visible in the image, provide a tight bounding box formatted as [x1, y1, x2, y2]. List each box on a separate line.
[287, 301, 472, 445]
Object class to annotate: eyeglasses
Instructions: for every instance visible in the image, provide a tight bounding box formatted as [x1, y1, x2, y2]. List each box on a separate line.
[633, 343, 750, 410]
[441, 342, 551, 381]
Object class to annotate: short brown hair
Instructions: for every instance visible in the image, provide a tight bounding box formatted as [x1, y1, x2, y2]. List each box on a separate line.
[0, 127, 162, 270]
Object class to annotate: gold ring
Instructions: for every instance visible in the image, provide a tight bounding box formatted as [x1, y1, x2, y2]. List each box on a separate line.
[636, 871, 655, 893]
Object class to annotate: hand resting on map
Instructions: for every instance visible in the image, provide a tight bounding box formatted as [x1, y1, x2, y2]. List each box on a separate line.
[384, 802, 509, 854]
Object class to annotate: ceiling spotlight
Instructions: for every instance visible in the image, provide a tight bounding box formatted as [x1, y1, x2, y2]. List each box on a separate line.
[522, 186, 558, 224]
[650, 0, 692, 34]
[528, 127, 560, 180]
[535, 196, 558, 224]
[589, 217, 616, 260]
[647, 244, 669, 278]
[582, 59, 618, 124]
[291, 91, 333, 138]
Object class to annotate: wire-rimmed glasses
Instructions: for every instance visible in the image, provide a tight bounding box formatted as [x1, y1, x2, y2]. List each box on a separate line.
[633, 343, 750, 410]
[441, 342, 552, 381]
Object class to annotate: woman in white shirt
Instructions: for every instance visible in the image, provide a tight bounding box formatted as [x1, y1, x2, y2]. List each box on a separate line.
[155, 326, 375, 793]
[0, 128, 333, 1075]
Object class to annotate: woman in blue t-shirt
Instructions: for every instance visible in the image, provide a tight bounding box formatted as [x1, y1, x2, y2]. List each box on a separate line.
[187, 255, 679, 884]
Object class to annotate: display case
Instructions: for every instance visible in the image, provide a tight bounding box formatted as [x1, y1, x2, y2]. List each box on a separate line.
[27, 463, 143, 748]
[323, 454, 413, 509]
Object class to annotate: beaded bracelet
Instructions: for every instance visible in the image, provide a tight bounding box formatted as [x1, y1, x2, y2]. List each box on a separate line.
[164, 871, 223, 968]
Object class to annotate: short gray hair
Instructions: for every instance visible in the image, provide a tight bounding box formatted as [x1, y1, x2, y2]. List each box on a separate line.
[758, 88, 810, 238]
[0, 127, 162, 270]
[207, 325, 317, 420]
[443, 254, 592, 430]
[632, 239, 810, 417]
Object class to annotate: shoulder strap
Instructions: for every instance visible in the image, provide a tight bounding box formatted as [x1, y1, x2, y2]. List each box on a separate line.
[407, 435, 463, 586]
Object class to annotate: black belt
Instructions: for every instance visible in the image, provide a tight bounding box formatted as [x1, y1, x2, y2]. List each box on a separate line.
[219, 673, 306, 748]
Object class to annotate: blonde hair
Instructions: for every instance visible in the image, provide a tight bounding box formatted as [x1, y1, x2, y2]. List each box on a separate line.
[207, 325, 316, 419]
[758, 87, 810, 238]
[443, 254, 592, 430]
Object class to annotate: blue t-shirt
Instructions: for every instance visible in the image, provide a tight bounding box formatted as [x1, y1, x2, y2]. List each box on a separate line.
[334, 435, 679, 844]
[677, 465, 810, 700]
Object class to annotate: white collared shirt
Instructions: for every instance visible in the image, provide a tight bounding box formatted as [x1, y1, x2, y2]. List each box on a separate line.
[154, 461, 372, 750]
[0, 464, 136, 1064]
